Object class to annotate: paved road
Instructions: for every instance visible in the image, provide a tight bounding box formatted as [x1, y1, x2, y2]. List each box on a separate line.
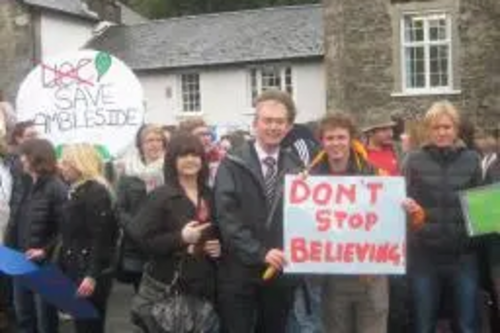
[61, 282, 135, 333]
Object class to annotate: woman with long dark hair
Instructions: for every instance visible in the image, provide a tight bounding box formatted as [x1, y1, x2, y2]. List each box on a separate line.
[129, 132, 220, 333]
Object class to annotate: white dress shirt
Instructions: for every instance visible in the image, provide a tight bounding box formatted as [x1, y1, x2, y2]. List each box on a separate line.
[254, 142, 279, 177]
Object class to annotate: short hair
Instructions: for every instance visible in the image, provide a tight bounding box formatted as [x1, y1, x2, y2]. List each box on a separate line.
[423, 101, 460, 130]
[254, 90, 297, 123]
[19, 139, 57, 175]
[178, 117, 207, 134]
[135, 124, 168, 161]
[317, 112, 358, 139]
[10, 120, 35, 145]
[163, 132, 209, 188]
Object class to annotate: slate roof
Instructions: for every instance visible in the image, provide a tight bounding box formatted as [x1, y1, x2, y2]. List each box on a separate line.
[23, 0, 98, 20]
[87, 4, 323, 70]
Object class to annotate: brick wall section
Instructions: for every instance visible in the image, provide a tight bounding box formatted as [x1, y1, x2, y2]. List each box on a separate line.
[323, 0, 500, 129]
[0, 0, 35, 101]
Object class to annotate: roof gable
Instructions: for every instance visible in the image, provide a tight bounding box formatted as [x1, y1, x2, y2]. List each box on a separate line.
[23, 0, 98, 20]
[88, 4, 323, 70]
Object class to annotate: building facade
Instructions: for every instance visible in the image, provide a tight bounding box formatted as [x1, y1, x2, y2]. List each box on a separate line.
[323, 0, 500, 128]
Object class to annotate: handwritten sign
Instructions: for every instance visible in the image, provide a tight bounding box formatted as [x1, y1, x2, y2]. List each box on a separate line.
[16, 50, 144, 157]
[283, 175, 407, 275]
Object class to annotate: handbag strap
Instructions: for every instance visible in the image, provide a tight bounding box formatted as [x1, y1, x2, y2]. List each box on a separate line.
[166, 254, 185, 293]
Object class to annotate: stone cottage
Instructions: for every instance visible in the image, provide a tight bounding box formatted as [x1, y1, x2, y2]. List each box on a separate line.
[323, 0, 500, 129]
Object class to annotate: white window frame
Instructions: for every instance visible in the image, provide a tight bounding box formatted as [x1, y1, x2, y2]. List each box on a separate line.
[401, 12, 453, 94]
[180, 73, 201, 113]
[249, 65, 293, 105]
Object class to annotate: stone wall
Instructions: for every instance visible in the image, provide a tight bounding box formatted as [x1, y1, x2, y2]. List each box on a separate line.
[323, 0, 500, 130]
[0, 0, 35, 102]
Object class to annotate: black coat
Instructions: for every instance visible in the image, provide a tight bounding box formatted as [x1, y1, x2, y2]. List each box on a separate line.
[213, 141, 303, 274]
[403, 144, 482, 260]
[3, 154, 30, 247]
[60, 180, 118, 279]
[13, 174, 67, 252]
[116, 176, 148, 267]
[127, 182, 217, 300]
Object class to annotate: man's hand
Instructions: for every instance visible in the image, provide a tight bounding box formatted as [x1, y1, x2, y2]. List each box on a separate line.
[264, 249, 287, 271]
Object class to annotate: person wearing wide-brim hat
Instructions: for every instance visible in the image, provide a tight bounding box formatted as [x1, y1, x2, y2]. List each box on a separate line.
[362, 111, 401, 176]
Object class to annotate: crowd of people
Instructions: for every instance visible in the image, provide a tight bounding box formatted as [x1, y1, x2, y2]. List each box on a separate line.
[0, 90, 498, 333]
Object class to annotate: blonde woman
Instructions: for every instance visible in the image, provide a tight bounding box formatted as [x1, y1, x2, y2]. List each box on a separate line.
[403, 101, 482, 333]
[59, 143, 118, 333]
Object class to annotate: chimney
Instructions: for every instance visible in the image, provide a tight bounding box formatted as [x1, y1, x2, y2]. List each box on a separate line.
[84, 0, 121, 23]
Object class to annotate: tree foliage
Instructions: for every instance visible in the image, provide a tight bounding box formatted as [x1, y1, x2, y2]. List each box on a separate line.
[123, 0, 320, 19]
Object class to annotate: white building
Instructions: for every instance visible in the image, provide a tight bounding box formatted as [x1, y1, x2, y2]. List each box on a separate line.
[88, 5, 325, 128]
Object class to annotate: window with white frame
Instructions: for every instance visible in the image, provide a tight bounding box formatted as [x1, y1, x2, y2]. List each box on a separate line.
[402, 13, 452, 92]
[181, 73, 201, 112]
[250, 66, 293, 104]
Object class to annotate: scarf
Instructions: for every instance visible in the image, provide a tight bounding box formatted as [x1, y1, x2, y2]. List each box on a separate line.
[120, 152, 164, 192]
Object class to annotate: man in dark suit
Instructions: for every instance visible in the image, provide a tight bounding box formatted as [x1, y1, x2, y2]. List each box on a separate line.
[214, 90, 303, 333]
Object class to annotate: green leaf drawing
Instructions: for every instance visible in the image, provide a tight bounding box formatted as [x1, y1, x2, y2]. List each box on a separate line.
[95, 52, 112, 82]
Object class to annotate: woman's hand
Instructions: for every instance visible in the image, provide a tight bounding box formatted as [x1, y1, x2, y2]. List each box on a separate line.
[77, 277, 96, 298]
[25, 248, 46, 261]
[203, 240, 221, 258]
[181, 221, 211, 245]
[402, 198, 426, 230]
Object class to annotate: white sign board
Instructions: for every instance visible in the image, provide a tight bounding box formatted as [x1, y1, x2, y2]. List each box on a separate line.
[16, 50, 144, 157]
[284, 175, 407, 275]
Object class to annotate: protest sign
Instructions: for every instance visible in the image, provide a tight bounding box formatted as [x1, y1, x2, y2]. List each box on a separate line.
[460, 183, 500, 237]
[283, 175, 407, 275]
[16, 50, 144, 158]
[0, 246, 97, 318]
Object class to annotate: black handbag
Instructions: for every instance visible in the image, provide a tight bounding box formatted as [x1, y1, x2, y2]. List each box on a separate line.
[146, 259, 218, 333]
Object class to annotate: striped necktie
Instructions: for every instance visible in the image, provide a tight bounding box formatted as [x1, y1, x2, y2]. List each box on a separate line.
[263, 156, 277, 204]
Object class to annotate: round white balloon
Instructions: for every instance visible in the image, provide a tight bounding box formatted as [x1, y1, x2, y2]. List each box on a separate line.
[16, 50, 144, 157]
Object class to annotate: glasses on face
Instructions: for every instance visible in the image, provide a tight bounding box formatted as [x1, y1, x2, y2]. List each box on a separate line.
[260, 117, 288, 126]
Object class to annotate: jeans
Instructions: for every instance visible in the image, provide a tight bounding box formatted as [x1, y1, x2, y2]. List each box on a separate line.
[411, 253, 480, 333]
[13, 279, 58, 333]
[287, 278, 324, 333]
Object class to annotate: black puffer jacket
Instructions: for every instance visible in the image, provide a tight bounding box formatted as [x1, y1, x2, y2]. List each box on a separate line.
[14, 174, 68, 251]
[403, 144, 482, 259]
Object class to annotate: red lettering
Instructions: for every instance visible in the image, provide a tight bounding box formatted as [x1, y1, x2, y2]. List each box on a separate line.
[290, 179, 310, 204]
[325, 241, 338, 262]
[355, 243, 372, 262]
[343, 243, 355, 263]
[388, 244, 402, 266]
[367, 182, 383, 204]
[312, 183, 333, 206]
[290, 238, 308, 262]
[375, 244, 390, 263]
[336, 184, 356, 204]
[348, 213, 364, 229]
[365, 212, 379, 231]
[334, 211, 348, 228]
[310, 241, 322, 262]
[315, 209, 331, 232]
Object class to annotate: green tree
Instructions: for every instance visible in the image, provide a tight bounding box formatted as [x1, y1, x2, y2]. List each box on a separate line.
[124, 0, 320, 19]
